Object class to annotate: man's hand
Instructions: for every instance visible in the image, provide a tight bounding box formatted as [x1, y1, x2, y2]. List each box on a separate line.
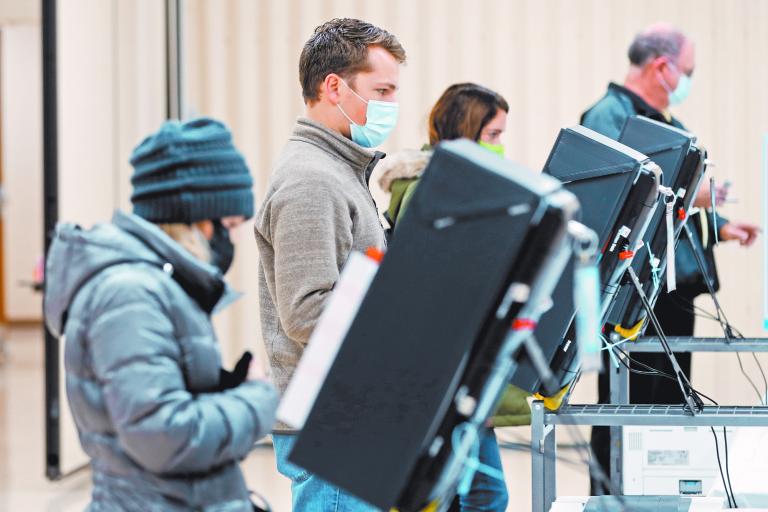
[719, 221, 760, 246]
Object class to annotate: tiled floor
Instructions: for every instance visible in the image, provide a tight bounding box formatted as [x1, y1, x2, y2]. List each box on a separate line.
[0, 327, 591, 511]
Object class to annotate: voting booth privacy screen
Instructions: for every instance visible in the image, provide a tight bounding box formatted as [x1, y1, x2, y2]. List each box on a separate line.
[512, 125, 661, 394]
[287, 140, 580, 511]
[277, 119, 731, 511]
[606, 116, 707, 331]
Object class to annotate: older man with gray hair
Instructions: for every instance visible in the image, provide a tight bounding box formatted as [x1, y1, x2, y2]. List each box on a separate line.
[583, 22, 693, 138]
[581, 22, 759, 495]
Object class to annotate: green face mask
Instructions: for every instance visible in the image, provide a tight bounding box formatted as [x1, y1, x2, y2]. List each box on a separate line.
[478, 140, 505, 157]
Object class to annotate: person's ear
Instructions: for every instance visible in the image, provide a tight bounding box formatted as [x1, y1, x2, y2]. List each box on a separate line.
[648, 56, 667, 73]
[323, 73, 343, 105]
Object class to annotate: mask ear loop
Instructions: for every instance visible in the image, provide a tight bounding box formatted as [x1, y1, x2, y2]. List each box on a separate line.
[657, 56, 679, 94]
[335, 78, 368, 127]
[339, 78, 369, 105]
[336, 103, 357, 126]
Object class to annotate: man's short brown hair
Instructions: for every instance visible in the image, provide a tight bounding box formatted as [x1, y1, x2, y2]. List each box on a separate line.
[299, 18, 406, 103]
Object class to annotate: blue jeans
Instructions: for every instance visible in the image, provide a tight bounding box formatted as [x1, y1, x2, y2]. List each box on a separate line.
[272, 434, 381, 512]
[459, 428, 509, 512]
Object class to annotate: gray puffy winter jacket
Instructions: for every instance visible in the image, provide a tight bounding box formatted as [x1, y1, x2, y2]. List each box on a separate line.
[44, 210, 278, 511]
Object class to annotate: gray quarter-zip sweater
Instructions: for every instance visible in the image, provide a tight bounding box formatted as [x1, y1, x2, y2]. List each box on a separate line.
[255, 117, 385, 431]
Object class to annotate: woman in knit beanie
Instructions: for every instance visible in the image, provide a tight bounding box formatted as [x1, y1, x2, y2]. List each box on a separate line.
[130, 117, 256, 273]
[44, 118, 277, 511]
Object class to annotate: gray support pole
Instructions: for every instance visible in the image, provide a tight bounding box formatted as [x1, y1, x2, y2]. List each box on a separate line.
[532, 400, 557, 511]
[531, 400, 546, 512]
[609, 354, 629, 494]
[543, 417, 557, 510]
[42, 0, 60, 480]
[165, 0, 183, 119]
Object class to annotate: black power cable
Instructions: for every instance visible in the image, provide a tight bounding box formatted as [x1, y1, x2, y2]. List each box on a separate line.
[751, 352, 768, 403]
[678, 223, 768, 407]
[735, 352, 764, 405]
[669, 293, 768, 405]
[659, 231, 767, 508]
[723, 426, 738, 508]
[710, 427, 735, 508]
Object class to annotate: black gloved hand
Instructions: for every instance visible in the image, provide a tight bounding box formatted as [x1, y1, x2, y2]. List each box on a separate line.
[218, 351, 253, 390]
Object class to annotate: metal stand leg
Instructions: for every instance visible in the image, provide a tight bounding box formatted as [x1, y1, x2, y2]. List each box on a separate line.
[532, 400, 556, 512]
[625, 266, 703, 414]
[544, 417, 557, 510]
[681, 222, 736, 339]
[531, 401, 545, 512]
[608, 355, 629, 494]
[682, 222, 724, 314]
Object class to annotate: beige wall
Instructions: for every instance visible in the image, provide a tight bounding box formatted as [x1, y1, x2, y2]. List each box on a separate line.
[58, 0, 166, 224]
[0, 0, 38, 25]
[1, 25, 43, 320]
[3, 0, 768, 402]
[0, 0, 165, 321]
[182, 0, 768, 402]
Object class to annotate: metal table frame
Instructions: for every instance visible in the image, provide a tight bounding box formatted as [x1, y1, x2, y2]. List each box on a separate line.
[531, 336, 768, 512]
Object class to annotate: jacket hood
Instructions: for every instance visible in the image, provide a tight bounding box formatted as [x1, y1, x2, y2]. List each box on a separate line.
[44, 210, 227, 337]
[376, 148, 432, 193]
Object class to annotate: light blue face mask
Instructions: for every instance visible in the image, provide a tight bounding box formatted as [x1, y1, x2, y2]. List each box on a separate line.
[337, 80, 399, 148]
[659, 62, 692, 105]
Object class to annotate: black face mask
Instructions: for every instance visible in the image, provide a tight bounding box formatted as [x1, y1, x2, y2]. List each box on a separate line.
[209, 220, 235, 275]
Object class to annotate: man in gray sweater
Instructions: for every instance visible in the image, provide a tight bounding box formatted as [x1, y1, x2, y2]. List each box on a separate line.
[255, 18, 406, 511]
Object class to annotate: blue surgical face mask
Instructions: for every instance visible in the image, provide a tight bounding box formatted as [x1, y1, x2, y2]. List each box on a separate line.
[337, 79, 399, 148]
[659, 62, 692, 106]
